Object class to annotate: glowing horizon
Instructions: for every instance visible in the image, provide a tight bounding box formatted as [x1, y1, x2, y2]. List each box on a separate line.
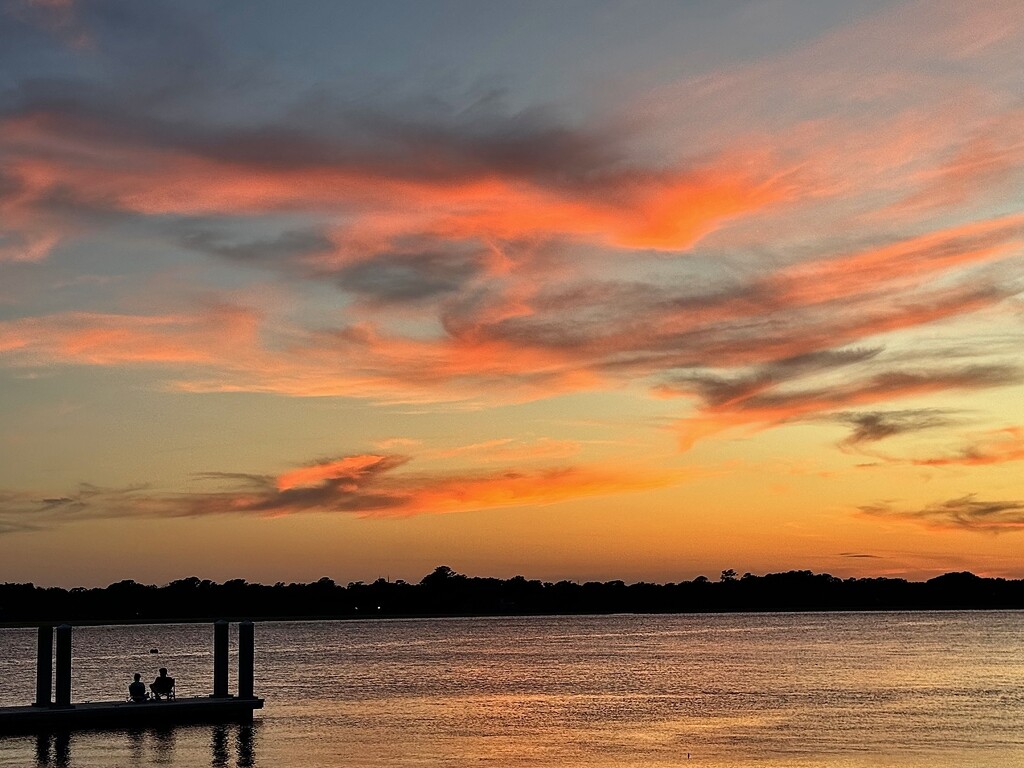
[1, 0, 1022, 587]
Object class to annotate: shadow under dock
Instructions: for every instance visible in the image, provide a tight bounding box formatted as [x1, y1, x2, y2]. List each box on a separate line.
[0, 696, 264, 734]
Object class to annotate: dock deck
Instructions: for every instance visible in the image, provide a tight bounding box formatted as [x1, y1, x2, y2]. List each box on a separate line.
[0, 696, 264, 734]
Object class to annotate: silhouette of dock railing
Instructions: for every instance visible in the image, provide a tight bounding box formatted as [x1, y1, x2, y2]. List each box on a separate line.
[0, 620, 263, 733]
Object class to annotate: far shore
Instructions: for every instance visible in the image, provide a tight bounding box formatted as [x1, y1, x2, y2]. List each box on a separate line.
[3, 567, 1023, 627]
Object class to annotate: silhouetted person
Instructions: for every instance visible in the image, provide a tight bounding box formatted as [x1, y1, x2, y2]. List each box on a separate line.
[150, 667, 175, 700]
[128, 672, 147, 702]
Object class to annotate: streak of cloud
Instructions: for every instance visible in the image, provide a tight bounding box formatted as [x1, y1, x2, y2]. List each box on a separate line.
[0, 86, 790, 264]
[0, 452, 686, 532]
[859, 494, 1024, 533]
[0, 305, 260, 365]
[432, 438, 582, 463]
[911, 426, 1024, 467]
[668, 362, 1020, 451]
[833, 409, 955, 449]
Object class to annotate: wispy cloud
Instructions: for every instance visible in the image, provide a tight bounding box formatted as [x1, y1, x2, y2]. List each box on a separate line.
[0, 451, 685, 533]
[433, 438, 582, 463]
[666, 361, 1020, 450]
[911, 426, 1024, 467]
[0, 304, 260, 365]
[849, 425, 1024, 467]
[892, 113, 1024, 214]
[832, 409, 955, 449]
[859, 494, 1024, 533]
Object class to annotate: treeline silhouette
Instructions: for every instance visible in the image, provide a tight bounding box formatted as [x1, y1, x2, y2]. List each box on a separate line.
[2, 566, 1023, 623]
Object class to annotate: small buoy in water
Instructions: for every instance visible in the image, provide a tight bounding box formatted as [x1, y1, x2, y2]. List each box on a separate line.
[149, 648, 159, 653]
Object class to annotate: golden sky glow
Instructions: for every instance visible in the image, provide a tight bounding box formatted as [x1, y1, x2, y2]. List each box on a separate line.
[1, 0, 1023, 586]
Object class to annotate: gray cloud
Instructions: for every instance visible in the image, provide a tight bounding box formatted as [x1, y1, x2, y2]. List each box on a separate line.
[859, 494, 1024, 533]
[0, 456, 413, 534]
[665, 348, 883, 408]
[182, 229, 335, 264]
[832, 409, 956, 447]
[733, 365, 1018, 414]
[335, 249, 489, 303]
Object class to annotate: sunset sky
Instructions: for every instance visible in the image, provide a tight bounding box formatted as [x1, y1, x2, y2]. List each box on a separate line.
[1, 0, 1023, 587]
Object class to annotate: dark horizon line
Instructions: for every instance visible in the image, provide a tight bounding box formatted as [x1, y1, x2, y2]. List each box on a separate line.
[6, 565, 1015, 592]
[3, 566, 1024, 625]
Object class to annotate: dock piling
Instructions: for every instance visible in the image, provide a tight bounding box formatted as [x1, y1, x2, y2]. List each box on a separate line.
[238, 620, 254, 699]
[213, 619, 229, 697]
[54, 624, 72, 708]
[33, 626, 53, 707]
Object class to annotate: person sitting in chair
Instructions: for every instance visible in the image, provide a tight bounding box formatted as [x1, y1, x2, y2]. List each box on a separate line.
[128, 672, 148, 702]
[150, 667, 175, 700]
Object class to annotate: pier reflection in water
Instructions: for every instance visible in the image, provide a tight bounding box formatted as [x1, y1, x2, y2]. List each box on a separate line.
[31, 723, 258, 768]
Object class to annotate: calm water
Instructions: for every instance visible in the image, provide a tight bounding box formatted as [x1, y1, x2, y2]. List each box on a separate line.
[2, 612, 1024, 767]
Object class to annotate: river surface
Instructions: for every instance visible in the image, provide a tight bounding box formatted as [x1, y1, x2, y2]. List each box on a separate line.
[1, 612, 1023, 767]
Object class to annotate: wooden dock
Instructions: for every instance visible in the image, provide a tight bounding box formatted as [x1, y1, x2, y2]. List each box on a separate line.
[0, 696, 263, 734]
[0, 620, 263, 733]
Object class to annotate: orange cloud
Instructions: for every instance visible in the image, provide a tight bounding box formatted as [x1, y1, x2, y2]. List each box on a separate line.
[427, 159, 790, 251]
[0, 106, 790, 263]
[0, 305, 260, 365]
[1, 246, 1017, 419]
[0, 452, 685, 529]
[386, 464, 677, 518]
[276, 454, 399, 492]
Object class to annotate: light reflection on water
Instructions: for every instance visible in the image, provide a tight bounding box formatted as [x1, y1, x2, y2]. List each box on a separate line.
[2, 612, 1024, 767]
[24, 723, 256, 768]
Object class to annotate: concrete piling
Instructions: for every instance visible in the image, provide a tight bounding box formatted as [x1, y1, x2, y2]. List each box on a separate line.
[33, 626, 53, 707]
[54, 624, 72, 707]
[238, 620, 254, 699]
[213, 619, 229, 697]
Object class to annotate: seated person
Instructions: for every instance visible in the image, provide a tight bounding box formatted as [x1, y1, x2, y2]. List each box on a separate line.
[150, 667, 175, 700]
[128, 673, 148, 702]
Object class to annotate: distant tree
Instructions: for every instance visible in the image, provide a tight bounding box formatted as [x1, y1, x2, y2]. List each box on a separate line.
[420, 565, 461, 586]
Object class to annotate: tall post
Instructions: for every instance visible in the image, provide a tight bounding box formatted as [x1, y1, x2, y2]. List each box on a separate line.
[213, 619, 229, 698]
[54, 623, 72, 707]
[238, 620, 254, 699]
[34, 625, 53, 707]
